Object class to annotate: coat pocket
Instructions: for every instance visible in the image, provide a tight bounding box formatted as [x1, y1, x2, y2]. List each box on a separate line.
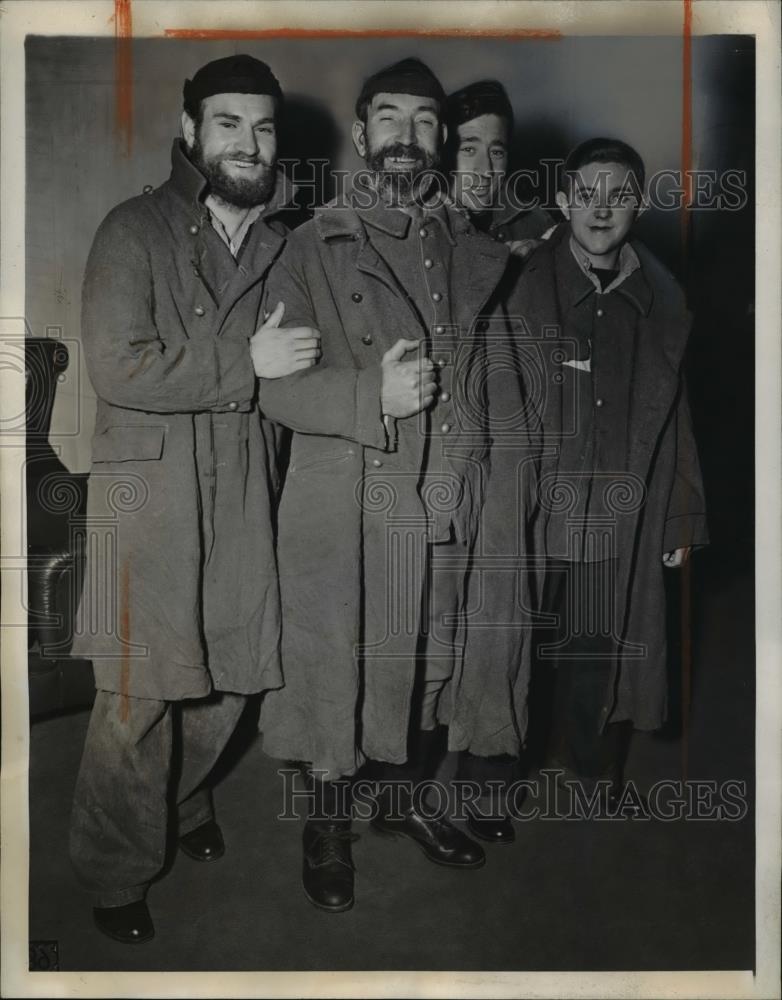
[92, 425, 166, 463]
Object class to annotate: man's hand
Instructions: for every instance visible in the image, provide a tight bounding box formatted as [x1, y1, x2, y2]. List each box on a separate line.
[662, 547, 691, 568]
[250, 301, 321, 378]
[381, 338, 437, 418]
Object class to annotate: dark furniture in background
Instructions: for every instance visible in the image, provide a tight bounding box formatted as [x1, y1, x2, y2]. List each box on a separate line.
[26, 336, 94, 718]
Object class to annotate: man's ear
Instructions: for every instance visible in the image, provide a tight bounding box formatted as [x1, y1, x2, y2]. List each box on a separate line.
[555, 190, 571, 220]
[181, 111, 196, 150]
[352, 120, 367, 158]
[440, 122, 448, 146]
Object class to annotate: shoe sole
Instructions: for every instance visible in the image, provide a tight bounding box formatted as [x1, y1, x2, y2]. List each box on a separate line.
[467, 826, 516, 846]
[302, 886, 355, 913]
[178, 844, 225, 863]
[370, 822, 486, 869]
[93, 919, 155, 944]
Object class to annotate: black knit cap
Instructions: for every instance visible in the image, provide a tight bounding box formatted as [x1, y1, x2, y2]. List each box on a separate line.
[355, 57, 446, 119]
[446, 79, 514, 129]
[183, 55, 283, 118]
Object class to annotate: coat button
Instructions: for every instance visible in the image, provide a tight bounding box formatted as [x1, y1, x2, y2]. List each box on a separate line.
[372, 458, 383, 468]
[362, 334, 373, 345]
[351, 292, 363, 302]
[440, 391, 451, 403]
[189, 224, 199, 235]
[143, 184, 154, 194]
[432, 291, 442, 302]
[596, 307, 604, 317]
[228, 402, 238, 411]
[595, 397, 604, 407]
[419, 228, 428, 238]
[423, 258, 434, 269]
[434, 325, 445, 335]
[436, 358, 447, 368]
[476, 320, 489, 333]
[194, 305, 205, 316]
[440, 422, 451, 434]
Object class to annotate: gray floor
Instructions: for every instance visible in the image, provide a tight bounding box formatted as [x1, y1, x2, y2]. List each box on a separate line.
[28, 562, 754, 972]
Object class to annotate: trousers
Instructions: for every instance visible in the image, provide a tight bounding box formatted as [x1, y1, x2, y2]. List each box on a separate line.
[69, 688, 246, 907]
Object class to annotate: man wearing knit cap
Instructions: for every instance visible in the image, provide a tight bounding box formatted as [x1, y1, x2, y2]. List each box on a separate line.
[258, 57, 529, 911]
[69, 54, 319, 943]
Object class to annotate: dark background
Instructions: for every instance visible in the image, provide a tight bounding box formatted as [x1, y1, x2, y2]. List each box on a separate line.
[26, 34, 755, 972]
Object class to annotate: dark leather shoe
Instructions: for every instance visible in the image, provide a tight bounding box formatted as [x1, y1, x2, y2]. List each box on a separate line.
[302, 820, 357, 912]
[466, 811, 515, 845]
[371, 808, 485, 868]
[93, 900, 154, 944]
[179, 820, 225, 862]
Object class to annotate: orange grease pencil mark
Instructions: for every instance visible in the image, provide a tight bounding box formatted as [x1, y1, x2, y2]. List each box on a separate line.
[680, 0, 693, 253]
[163, 27, 561, 40]
[115, 0, 133, 156]
[680, 0, 693, 784]
[119, 557, 131, 723]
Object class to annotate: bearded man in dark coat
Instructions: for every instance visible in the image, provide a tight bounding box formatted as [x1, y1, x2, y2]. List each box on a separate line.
[69, 55, 319, 943]
[257, 58, 536, 912]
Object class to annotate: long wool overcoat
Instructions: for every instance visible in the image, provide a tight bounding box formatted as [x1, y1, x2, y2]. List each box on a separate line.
[256, 197, 535, 779]
[73, 141, 297, 701]
[461, 224, 709, 748]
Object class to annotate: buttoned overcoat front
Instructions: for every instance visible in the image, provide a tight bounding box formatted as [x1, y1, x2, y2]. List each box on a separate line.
[73, 141, 297, 701]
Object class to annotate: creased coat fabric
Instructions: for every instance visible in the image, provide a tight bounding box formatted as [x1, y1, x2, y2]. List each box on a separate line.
[256, 196, 530, 779]
[73, 140, 296, 701]
[463, 224, 709, 743]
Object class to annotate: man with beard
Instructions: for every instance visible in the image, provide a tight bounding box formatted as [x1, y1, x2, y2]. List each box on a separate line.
[69, 55, 319, 943]
[257, 58, 528, 911]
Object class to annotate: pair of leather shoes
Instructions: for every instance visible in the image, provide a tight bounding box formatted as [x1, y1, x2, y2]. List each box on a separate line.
[371, 806, 485, 868]
[302, 819, 358, 912]
[466, 811, 515, 845]
[179, 820, 225, 862]
[93, 900, 154, 944]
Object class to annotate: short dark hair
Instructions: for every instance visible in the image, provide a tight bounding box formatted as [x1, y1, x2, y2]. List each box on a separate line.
[561, 137, 646, 192]
[446, 80, 514, 134]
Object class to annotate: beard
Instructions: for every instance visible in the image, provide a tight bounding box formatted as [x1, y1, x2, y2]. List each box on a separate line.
[189, 134, 276, 209]
[365, 140, 440, 206]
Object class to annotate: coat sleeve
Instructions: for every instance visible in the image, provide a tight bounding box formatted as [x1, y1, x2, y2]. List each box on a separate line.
[81, 206, 256, 414]
[663, 377, 709, 552]
[257, 243, 389, 451]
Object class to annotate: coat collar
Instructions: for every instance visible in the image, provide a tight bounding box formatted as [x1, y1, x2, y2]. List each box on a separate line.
[168, 138, 297, 220]
[315, 176, 462, 246]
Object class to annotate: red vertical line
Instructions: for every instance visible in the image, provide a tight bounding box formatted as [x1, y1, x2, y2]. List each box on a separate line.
[681, 0, 693, 254]
[115, 0, 133, 156]
[119, 556, 131, 722]
[680, 0, 694, 785]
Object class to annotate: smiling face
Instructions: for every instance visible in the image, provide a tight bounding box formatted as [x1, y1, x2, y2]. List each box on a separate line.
[556, 160, 641, 269]
[352, 92, 445, 204]
[453, 113, 509, 213]
[182, 92, 278, 208]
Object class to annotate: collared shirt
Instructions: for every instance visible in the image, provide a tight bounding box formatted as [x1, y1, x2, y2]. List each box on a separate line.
[205, 195, 265, 258]
[568, 235, 641, 296]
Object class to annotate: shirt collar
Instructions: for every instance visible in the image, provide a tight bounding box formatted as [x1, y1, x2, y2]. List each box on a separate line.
[567, 233, 652, 315]
[204, 197, 265, 256]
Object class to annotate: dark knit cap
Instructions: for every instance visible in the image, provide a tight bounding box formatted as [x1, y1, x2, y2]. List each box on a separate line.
[183, 55, 283, 118]
[355, 57, 446, 118]
[446, 79, 514, 129]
